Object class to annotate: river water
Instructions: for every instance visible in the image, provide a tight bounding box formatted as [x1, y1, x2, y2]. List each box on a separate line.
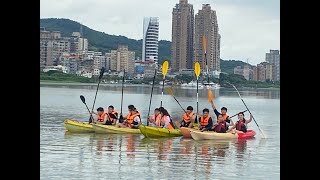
[40, 83, 280, 180]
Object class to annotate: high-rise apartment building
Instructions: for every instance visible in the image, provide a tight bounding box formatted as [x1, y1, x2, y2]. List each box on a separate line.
[142, 17, 159, 62]
[171, 0, 194, 71]
[194, 4, 221, 72]
[266, 50, 280, 81]
[261, 62, 274, 81]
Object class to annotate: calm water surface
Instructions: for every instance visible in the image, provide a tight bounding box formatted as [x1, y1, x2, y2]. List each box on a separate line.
[40, 83, 280, 180]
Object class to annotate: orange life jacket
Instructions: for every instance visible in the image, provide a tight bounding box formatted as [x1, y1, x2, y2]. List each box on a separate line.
[127, 111, 141, 125]
[97, 112, 107, 122]
[217, 113, 229, 123]
[200, 115, 211, 126]
[183, 112, 194, 123]
[160, 115, 174, 130]
[221, 114, 229, 121]
[106, 111, 118, 122]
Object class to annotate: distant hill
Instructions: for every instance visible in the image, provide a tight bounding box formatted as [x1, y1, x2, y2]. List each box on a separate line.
[40, 18, 252, 73]
[40, 18, 171, 64]
[220, 60, 253, 74]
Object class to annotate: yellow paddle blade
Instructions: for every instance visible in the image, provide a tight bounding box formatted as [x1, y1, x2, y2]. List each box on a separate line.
[202, 36, 207, 52]
[165, 87, 174, 96]
[162, 60, 169, 78]
[208, 89, 214, 104]
[194, 62, 201, 78]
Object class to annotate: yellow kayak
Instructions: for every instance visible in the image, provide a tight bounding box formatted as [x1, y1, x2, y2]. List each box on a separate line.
[92, 124, 141, 134]
[64, 119, 94, 133]
[139, 125, 182, 138]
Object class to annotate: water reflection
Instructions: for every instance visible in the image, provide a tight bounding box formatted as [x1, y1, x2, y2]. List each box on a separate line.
[41, 85, 279, 179]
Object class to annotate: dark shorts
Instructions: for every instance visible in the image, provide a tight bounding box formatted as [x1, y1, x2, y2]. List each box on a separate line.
[105, 121, 113, 125]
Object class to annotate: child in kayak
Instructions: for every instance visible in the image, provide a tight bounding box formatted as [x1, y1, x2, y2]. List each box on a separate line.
[175, 106, 197, 128]
[211, 102, 234, 129]
[105, 105, 118, 126]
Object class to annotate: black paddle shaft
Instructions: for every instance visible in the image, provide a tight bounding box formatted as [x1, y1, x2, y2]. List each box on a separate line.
[147, 68, 157, 126]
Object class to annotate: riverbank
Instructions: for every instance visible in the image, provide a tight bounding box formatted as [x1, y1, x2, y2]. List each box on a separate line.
[40, 80, 279, 90]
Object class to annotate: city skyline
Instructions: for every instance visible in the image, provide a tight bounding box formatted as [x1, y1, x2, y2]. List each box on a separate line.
[40, 0, 280, 65]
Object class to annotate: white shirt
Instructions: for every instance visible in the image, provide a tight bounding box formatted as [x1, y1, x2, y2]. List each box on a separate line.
[162, 116, 171, 129]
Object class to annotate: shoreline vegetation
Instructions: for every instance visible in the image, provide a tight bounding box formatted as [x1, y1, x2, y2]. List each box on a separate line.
[40, 71, 280, 89]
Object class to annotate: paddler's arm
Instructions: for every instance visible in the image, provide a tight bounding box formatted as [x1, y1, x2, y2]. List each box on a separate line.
[227, 117, 234, 126]
[188, 114, 196, 128]
[102, 114, 108, 124]
[91, 111, 98, 115]
[245, 114, 253, 124]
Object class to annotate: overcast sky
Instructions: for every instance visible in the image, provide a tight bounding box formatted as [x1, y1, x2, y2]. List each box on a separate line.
[40, 0, 279, 65]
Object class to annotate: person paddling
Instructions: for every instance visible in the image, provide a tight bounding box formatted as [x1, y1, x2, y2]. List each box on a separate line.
[198, 108, 214, 132]
[91, 107, 108, 125]
[175, 106, 196, 128]
[228, 112, 252, 133]
[147, 108, 161, 127]
[104, 105, 118, 125]
[159, 108, 175, 130]
[211, 102, 234, 129]
[212, 114, 228, 133]
[116, 105, 141, 129]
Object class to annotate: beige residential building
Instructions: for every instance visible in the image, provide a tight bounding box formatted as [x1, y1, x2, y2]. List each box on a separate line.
[261, 62, 274, 81]
[40, 30, 70, 68]
[106, 45, 135, 74]
[194, 4, 221, 72]
[253, 63, 266, 81]
[171, 0, 194, 71]
[233, 64, 251, 80]
[106, 50, 118, 71]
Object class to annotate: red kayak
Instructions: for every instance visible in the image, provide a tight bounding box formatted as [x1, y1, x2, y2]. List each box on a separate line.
[237, 130, 256, 139]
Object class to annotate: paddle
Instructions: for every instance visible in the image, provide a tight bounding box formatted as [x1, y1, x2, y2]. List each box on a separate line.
[118, 69, 125, 123]
[194, 62, 201, 127]
[208, 88, 214, 106]
[89, 67, 105, 123]
[80, 95, 94, 123]
[229, 110, 248, 118]
[226, 82, 266, 138]
[160, 61, 169, 107]
[203, 36, 209, 84]
[165, 87, 187, 114]
[147, 66, 157, 126]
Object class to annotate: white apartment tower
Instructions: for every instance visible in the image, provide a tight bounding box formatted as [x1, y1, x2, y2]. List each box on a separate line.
[142, 17, 159, 62]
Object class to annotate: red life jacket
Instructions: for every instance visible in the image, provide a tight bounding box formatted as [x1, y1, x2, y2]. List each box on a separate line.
[214, 121, 227, 133]
[236, 119, 247, 132]
[200, 116, 210, 126]
[216, 114, 229, 123]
